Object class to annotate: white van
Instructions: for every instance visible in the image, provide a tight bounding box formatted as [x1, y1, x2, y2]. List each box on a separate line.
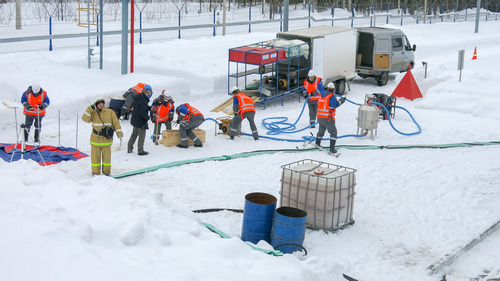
[355, 27, 417, 86]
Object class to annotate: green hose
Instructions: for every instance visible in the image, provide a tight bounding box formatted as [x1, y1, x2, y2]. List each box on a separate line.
[201, 222, 283, 256]
[112, 141, 500, 179]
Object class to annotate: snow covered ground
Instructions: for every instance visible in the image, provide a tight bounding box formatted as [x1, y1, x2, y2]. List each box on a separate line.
[0, 8, 499, 281]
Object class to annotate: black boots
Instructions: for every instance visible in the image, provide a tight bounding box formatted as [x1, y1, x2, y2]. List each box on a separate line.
[330, 139, 337, 154]
[34, 129, 40, 143]
[315, 137, 321, 146]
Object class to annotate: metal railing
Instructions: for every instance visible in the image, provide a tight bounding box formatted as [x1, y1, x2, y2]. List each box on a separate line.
[1, 10, 498, 46]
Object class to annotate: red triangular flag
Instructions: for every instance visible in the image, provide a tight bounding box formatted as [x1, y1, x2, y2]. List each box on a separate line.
[391, 70, 422, 101]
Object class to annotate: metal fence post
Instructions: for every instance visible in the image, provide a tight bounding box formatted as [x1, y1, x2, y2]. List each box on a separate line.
[49, 17, 53, 51]
[454, 4, 457, 22]
[386, 3, 389, 24]
[308, 4, 311, 28]
[76, 113, 78, 150]
[370, 5, 373, 26]
[140, 12, 143, 43]
[213, 9, 216, 36]
[96, 14, 100, 46]
[441, 4, 444, 22]
[178, 10, 181, 39]
[331, 6, 335, 26]
[351, 5, 354, 27]
[400, 6, 403, 25]
[280, 5, 282, 31]
[249, 6, 251, 33]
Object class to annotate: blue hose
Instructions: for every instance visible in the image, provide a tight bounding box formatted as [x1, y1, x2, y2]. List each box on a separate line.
[373, 101, 421, 136]
[204, 117, 219, 124]
[234, 94, 420, 142]
[258, 94, 364, 142]
[261, 95, 315, 135]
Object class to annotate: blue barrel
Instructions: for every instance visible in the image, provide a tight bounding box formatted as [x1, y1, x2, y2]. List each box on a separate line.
[271, 206, 307, 254]
[241, 192, 277, 244]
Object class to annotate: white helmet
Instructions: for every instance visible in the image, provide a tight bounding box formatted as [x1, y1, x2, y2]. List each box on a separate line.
[326, 82, 335, 90]
[31, 83, 41, 94]
[308, 70, 316, 77]
[230, 86, 239, 94]
[161, 90, 171, 100]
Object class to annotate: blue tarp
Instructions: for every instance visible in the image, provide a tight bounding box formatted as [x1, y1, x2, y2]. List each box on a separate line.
[0, 143, 88, 166]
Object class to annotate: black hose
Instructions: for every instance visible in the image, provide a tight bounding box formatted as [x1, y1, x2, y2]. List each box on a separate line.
[193, 208, 243, 213]
[273, 243, 308, 256]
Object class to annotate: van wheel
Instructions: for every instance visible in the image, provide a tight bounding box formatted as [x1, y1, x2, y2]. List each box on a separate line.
[377, 72, 389, 86]
[335, 79, 346, 95]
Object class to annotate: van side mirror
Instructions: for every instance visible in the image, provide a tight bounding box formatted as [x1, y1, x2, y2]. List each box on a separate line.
[413, 44, 417, 52]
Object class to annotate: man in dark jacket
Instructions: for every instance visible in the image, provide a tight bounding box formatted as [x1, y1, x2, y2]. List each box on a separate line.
[121, 83, 151, 119]
[127, 88, 151, 155]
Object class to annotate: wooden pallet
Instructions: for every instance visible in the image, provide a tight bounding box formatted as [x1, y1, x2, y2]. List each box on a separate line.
[211, 96, 234, 113]
[211, 95, 261, 115]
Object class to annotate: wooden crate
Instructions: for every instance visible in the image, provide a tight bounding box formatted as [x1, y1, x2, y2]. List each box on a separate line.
[160, 129, 206, 147]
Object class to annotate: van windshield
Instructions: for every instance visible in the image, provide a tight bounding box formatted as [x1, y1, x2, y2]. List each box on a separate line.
[405, 37, 413, 51]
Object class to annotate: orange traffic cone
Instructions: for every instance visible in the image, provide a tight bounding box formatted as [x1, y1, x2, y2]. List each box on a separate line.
[472, 47, 477, 60]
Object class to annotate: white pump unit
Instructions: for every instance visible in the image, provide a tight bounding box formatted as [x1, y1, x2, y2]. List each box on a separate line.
[357, 94, 379, 140]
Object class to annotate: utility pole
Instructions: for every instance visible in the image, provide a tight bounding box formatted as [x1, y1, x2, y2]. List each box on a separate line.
[121, 0, 128, 75]
[16, 0, 22, 30]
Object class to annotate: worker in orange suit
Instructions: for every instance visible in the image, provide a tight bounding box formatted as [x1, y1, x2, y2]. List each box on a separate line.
[21, 82, 50, 144]
[303, 69, 324, 128]
[175, 103, 204, 148]
[228, 86, 259, 141]
[151, 91, 175, 144]
[315, 83, 345, 154]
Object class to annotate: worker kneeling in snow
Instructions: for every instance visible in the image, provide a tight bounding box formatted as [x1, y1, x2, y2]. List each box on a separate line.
[175, 103, 204, 148]
[82, 97, 124, 176]
[315, 83, 345, 154]
[228, 86, 259, 141]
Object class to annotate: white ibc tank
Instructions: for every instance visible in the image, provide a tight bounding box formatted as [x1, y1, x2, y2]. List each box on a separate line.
[280, 160, 356, 231]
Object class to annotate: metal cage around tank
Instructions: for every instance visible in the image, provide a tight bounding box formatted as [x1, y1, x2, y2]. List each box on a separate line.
[280, 159, 357, 231]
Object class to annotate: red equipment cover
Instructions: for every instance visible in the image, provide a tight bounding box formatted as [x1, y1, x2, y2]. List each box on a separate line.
[229, 46, 286, 65]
